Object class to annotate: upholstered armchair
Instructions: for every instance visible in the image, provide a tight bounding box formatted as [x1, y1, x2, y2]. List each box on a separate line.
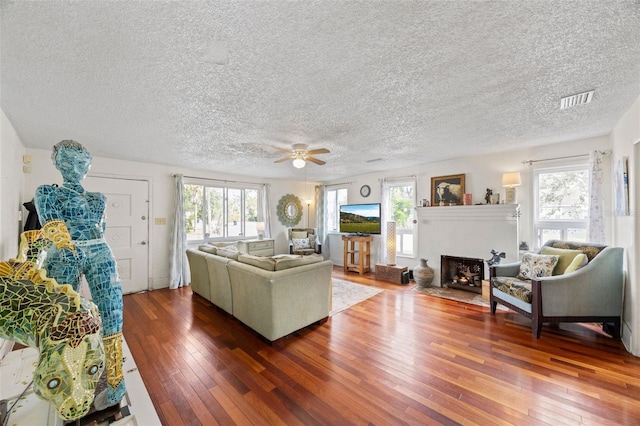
[288, 228, 322, 255]
[489, 240, 623, 338]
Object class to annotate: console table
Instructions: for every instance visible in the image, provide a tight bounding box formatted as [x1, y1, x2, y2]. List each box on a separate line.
[237, 239, 275, 256]
[342, 235, 372, 275]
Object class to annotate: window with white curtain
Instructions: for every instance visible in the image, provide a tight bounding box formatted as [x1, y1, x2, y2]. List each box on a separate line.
[385, 180, 416, 257]
[326, 187, 348, 232]
[183, 180, 263, 242]
[533, 163, 590, 247]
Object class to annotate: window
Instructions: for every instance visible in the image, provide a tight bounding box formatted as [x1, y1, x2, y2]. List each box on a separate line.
[184, 181, 261, 241]
[385, 181, 416, 257]
[326, 187, 348, 232]
[534, 164, 589, 247]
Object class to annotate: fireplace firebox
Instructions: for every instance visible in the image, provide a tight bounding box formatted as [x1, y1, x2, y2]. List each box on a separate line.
[440, 255, 485, 294]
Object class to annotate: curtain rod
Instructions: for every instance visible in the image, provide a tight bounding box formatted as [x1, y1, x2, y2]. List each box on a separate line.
[174, 174, 265, 186]
[381, 174, 417, 182]
[522, 150, 611, 165]
[324, 181, 352, 188]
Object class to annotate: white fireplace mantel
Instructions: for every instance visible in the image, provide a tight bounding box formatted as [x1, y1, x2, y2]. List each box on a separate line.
[416, 204, 520, 286]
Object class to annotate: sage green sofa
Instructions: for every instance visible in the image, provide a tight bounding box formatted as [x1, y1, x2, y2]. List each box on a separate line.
[489, 240, 624, 338]
[186, 245, 333, 341]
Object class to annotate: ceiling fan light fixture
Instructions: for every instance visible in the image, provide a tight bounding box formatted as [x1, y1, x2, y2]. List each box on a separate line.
[292, 158, 306, 168]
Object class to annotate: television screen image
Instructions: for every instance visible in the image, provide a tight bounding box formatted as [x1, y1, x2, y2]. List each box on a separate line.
[339, 203, 381, 234]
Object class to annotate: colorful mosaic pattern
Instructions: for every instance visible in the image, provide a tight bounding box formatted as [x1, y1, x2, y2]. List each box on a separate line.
[35, 140, 126, 406]
[0, 239, 104, 420]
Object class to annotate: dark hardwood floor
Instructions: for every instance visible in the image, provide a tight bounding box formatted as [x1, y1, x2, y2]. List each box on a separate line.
[122, 267, 640, 425]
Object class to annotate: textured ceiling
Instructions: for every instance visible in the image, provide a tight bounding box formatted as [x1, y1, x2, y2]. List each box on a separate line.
[2, 1, 640, 181]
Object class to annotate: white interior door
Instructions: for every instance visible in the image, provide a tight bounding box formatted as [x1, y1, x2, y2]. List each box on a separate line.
[83, 176, 149, 294]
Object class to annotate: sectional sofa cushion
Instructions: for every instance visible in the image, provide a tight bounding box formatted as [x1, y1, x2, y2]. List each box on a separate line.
[273, 253, 323, 270]
[238, 254, 276, 271]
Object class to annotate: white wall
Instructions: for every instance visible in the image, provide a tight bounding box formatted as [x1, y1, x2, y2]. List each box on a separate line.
[325, 135, 612, 269]
[23, 147, 318, 288]
[610, 95, 640, 355]
[1, 110, 25, 259]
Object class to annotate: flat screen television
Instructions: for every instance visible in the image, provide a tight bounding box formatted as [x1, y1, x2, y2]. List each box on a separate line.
[339, 203, 381, 234]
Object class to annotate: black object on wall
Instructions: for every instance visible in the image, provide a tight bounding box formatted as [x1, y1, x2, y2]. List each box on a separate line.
[23, 199, 41, 231]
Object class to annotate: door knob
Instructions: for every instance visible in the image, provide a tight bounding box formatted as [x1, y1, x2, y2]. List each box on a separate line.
[141, 241, 147, 245]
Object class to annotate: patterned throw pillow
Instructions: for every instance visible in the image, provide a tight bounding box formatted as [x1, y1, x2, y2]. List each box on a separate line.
[308, 234, 317, 249]
[292, 238, 310, 250]
[517, 253, 560, 280]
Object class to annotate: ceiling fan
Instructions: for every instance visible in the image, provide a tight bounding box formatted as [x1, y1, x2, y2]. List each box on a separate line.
[273, 143, 330, 168]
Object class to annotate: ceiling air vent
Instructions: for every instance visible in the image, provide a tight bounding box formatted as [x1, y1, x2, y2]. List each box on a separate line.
[560, 90, 594, 109]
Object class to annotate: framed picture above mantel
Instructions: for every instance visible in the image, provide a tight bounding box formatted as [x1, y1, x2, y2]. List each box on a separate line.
[431, 174, 465, 206]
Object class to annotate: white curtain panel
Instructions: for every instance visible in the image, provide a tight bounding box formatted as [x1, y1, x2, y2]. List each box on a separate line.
[169, 174, 190, 289]
[261, 183, 272, 238]
[588, 151, 606, 244]
[316, 185, 327, 258]
[379, 179, 389, 264]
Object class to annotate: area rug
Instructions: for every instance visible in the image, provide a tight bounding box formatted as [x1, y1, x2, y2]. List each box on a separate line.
[331, 279, 383, 316]
[413, 286, 508, 311]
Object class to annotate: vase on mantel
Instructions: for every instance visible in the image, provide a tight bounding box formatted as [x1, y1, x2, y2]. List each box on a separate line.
[413, 258, 434, 288]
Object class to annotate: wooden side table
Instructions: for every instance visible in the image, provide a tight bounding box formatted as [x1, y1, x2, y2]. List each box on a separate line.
[375, 264, 408, 284]
[342, 235, 372, 275]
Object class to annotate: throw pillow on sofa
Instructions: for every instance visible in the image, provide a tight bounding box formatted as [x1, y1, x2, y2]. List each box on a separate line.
[291, 231, 308, 239]
[540, 246, 583, 275]
[198, 244, 218, 254]
[517, 253, 560, 280]
[292, 238, 310, 250]
[563, 253, 588, 274]
[217, 246, 240, 260]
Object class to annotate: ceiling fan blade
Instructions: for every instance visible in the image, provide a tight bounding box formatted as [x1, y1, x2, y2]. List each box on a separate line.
[274, 155, 294, 163]
[271, 145, 294, 153]
[306, 156, 326, 165]
[306, 148, 330, 155]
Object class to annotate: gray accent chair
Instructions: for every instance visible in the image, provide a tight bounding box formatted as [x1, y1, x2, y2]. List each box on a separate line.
[489, 240, 624, 338]
[288, 228, 322, 255]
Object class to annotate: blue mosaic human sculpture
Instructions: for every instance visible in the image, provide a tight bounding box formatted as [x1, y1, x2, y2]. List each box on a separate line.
[34, 140, 126, 409]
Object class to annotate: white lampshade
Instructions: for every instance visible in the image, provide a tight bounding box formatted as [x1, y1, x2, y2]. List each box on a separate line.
[292, 158, 306, 169]
[386, 221, 396, 266]
[256, 221, 265, 239]
[501, 172, 522, 187]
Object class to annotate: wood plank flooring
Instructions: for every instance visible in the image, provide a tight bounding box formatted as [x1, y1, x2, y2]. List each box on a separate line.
[122, 267, 640, 425]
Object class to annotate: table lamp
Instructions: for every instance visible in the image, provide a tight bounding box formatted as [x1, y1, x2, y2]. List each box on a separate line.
[502, 172, 522, 204]
[256, 222, 265, 240]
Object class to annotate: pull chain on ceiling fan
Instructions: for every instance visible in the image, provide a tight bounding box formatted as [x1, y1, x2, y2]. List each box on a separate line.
[274, 143, 330, 168]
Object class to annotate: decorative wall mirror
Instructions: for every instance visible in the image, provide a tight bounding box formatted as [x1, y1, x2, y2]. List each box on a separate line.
[277, 194, 303, 226]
